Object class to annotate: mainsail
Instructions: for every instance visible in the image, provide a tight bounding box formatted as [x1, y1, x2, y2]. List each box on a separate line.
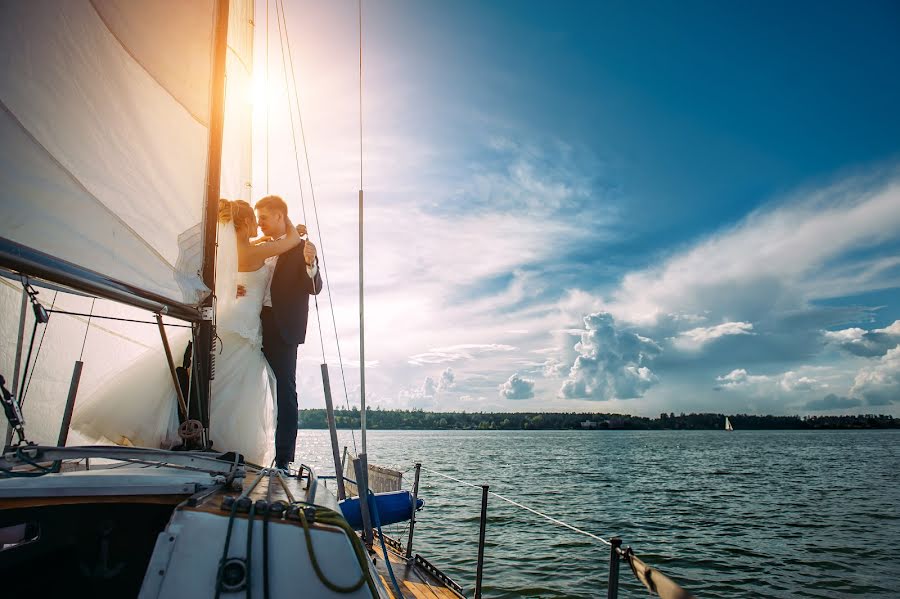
[0, 0, 253, 443]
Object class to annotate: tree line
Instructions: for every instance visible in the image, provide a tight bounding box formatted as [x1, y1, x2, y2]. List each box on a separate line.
[297, 408, 898, 430]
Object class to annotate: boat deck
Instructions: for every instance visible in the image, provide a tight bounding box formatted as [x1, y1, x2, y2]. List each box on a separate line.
[371, 534, 465, 599]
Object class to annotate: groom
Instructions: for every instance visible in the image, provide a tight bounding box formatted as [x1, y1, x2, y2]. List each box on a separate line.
[255, 195, 323, 470]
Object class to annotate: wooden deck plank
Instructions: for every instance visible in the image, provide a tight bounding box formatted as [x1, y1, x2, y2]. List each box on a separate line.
[403, 580, 443, 599]
[379, 575, 397, 599]
[430, 587, 463, 599]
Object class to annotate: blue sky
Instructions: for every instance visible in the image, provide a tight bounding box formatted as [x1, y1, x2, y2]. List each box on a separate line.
[257, 1, 900, 416]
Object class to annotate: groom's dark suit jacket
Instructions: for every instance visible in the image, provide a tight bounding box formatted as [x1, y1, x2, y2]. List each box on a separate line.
[267, 240, 323, 344]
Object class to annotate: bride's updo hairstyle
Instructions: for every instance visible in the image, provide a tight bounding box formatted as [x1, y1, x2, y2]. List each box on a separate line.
[219, 199, 256, 236]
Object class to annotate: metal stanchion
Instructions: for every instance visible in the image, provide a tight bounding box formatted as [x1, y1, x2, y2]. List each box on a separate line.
[405, 462, 421, 559]
[353, 454, 374, 547]
[475, 484, 489, 599]
[608, 537, 622, 599]
[320, 363, 346, 500]
[55, 361, 83, 447]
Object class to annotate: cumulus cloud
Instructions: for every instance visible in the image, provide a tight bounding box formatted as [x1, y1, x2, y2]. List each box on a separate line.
[714, 369, 772, 390]
[779, 371, 821, 392]
[825, 320, 900, 358]
[438, 368, 456, 391]
[498, 373, 535, 400]
[542, 359, 568, 378]
[674, 321, 755, 351]
[559, 312, 662, 400]
[849, 345, 900, 405]
[422, 376, 437, 397]
[714, 368, 823, 394]
[804, 394, 863, 411]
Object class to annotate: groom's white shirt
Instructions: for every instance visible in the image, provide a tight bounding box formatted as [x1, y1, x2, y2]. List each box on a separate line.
[262, 234, 318, 308]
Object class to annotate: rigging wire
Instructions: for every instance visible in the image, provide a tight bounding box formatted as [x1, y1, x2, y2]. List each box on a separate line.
[45, 309, 193, 328]
[20, 290, 58, 407]
[273, 0, 326, 363]
[273, 0, 359, 452]
[78, 298, 96, 361]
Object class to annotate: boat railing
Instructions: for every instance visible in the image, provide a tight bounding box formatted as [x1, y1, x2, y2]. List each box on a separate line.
[0, 445, 245, 479]
[418, 465, 695, 599]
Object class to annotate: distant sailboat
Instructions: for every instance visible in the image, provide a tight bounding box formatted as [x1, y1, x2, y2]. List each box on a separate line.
[725, 416, 734, 431]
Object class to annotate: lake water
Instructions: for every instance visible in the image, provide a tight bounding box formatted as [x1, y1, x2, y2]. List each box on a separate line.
[296, 429, 900, 598]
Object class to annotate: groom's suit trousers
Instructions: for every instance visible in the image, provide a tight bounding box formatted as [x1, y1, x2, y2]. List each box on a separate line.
[261, 307, 299, 463]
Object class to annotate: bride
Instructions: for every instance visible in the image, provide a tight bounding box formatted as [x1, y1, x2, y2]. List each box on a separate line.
[71, 200, 302, 465]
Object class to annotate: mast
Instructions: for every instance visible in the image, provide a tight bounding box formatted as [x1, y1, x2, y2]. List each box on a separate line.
[358, 0, 367, 455]
[195, 0, 232, 441]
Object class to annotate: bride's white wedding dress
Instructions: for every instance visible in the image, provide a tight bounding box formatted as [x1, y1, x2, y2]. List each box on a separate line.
[72, 223, 277, 465]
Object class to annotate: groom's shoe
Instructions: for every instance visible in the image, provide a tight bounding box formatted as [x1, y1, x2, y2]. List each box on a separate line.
[274, 460, 291, 474]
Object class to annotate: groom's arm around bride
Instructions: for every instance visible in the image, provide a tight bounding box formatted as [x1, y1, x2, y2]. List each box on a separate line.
[255, 195, 323, 470]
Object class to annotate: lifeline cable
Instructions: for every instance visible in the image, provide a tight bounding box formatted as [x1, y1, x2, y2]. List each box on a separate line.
[421, 465, 613, 546]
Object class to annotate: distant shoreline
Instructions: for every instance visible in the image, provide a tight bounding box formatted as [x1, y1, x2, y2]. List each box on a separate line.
[298, 409, 898, 430]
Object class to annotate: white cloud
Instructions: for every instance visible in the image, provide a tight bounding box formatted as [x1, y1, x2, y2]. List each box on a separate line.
[603, 176, 900, 328]
[779, 371, 822, 392]
[542, 358, 567, 378]
[849, 345, 900, 405]
[422, 376, 437, 397]
[674, 321, 754, 351]
[559, 312, 662, 400]
[499, 373, 535, 400]
[714, 369, 772, 390]
[438, 367, 456, 391]
[826, 320, 900, 358]
[715, 368, 824, 394]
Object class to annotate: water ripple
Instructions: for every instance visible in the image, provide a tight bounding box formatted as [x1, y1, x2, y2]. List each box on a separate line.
[297, 429, 900, 598]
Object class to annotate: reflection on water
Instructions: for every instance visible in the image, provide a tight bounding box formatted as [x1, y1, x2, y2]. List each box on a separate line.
[296, 429, 900, 598]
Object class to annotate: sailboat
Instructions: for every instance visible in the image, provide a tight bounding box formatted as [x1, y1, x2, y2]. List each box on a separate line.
[0, 1, 463, 597]
[725, 416, 734, 431]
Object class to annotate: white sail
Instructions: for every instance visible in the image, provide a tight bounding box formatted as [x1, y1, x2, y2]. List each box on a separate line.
[725, 416, 733, 431]
[0, 0, 239, 305]
[0, 0, 254, 444]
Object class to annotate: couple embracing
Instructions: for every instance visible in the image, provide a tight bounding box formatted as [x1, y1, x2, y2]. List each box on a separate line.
[73, 196, 322, 469]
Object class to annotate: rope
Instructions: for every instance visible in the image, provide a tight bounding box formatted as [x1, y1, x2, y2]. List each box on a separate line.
[245, 502, 255, 599]
[214, 500, 241, 599]
[273, 0, 358, 453]
[421, 466, 612, 546]
[0, 447, 54, 478]
[298, 507, 367, 593]
[368, 491, 404, 598]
